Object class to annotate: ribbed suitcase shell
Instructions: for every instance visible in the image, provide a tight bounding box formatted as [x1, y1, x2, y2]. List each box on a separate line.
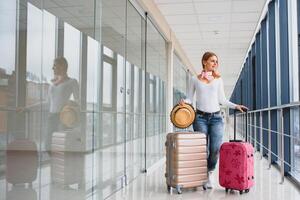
[165, 132, 207, 193]
[51, 131, 84, 188]
[219, 142, 254, 192]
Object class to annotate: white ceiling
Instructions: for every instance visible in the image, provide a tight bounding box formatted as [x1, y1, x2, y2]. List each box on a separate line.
[154, 0, 267, 97]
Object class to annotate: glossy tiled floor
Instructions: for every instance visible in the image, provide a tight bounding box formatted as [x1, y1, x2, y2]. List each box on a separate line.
[1, 123, 300, 200]
[107, 124, 300, 200]
[107, 153, 300, 200]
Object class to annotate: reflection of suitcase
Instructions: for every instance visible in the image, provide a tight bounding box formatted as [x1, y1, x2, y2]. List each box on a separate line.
[219, 111, 254, 194]
[165, 132, 207, 194]
[6, 140, 38, 185]
[51, 130, 83, 152]
[51, 131, 84, 188]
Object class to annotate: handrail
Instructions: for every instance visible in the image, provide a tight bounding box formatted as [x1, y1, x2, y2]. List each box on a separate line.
[230, 103, 300, 185]
[243, 124, 300, 142]
[247, 134, 300, 174]
[235, 101, 300, 115]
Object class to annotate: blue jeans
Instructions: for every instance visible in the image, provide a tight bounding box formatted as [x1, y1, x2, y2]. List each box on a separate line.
[46, 113, 63, 151]
[193, 112, 224, 172]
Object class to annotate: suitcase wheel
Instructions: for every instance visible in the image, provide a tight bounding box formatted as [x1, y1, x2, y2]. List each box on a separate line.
[225, 188, 229, 193]
[203, 185, 207, 190]
[176, 185, 182, 194]
[245, 189, 250, 193]
[239, 190, 243, 194]
[167, 186, 171, 193]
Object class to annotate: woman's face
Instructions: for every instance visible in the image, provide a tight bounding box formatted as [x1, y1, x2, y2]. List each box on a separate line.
[52, 62, 65, 76]
[203, 55, 218, 71]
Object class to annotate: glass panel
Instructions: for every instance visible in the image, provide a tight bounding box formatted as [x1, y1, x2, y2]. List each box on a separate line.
[42, 10, 56, 85]
[0, 1, 17, 199]
[25, 5, 43, 200]
[0, 1, 16, 76]
[125, 2, 145, 181]
[87, 36, 101, 155]
[134, 66, 140, 113]
[173, 53, 188, 105]
[87, 37, 100, 106]
[291, 108, 300, 181]
[0, 0, 170, 198]
[26, 3, 43, 106]
[146, 19, 167, 169]
[103, 46, 114, 58]
[126, 61, 132, 112]
[149, 74, 154, 112]
[103, 61, 113, 107]
[102, 112, 115, 147]
[63, 23, 80, 82]
[293, 0, 300, 182]
[117, 54, 125, 112]
[100, 0, 126, 198]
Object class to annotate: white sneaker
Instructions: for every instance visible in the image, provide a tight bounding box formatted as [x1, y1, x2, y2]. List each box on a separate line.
[204, 171, 213, 189]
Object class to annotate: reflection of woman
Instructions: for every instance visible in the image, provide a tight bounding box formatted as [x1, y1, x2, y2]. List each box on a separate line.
[181, 52, 247, 189]
[45, 57, 79, 151]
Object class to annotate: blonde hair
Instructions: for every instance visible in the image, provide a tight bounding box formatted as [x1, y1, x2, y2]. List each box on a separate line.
[54, 57, 68, 71]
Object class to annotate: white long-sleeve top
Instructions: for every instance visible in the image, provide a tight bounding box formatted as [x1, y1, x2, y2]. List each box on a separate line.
[185, 76, 236, 113]
[48, 78, 79, 113]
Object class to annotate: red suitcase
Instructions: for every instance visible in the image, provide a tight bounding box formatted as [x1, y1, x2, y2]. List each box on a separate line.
[219, 110, 254, 194]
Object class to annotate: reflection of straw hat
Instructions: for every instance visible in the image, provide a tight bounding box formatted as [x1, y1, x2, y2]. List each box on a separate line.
[170, 103, 195, 128]
[60, 101, 80, 128]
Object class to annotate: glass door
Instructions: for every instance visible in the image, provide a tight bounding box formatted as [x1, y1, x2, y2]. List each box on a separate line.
[125, 2, 146, 182]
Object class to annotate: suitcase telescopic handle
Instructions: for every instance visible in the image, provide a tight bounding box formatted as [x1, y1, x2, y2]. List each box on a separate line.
[230, 109, 248, 142]
[234, 109, 236, 139]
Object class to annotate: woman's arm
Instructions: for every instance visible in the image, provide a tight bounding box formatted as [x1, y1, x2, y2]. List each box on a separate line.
[218, 78, 236, 109]
[218, 78, 248, 112]
[72, 79, 80, 104]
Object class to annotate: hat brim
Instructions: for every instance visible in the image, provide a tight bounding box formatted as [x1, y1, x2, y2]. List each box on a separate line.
[60, 106, 79, 128]
[170, 103, 195, 128]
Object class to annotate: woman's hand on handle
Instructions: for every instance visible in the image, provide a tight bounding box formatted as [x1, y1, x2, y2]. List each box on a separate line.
[179, 99, 185, 106]
[235, 104, 248, 113]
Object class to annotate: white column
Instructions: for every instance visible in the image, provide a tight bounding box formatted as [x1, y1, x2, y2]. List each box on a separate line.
[288, 0, 299, 102]
[166, 41, 174, 133]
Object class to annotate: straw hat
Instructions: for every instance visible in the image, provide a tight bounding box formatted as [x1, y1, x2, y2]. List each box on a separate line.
[170, 103, 195, 128]
[60, 101, 80, 128]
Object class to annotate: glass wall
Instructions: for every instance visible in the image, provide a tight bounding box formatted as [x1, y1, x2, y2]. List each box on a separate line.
[173, 53, 189, 105]
[125, 2, 145, 183]
[0, 0, 168, 199]
[145, 19, 167, 169]
[230, 0, 300, 185]
[292, 0, 300, 181]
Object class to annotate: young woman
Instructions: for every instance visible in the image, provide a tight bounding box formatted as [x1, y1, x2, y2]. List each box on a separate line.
[181, 52, 247, 189]
[17, 57, 79, 153]
[45, 57, 79, 151]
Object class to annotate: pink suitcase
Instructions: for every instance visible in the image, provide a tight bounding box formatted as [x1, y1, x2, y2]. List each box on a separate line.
[6, 139, 38, 185]
[219, 110, 254, 194]
[219, 141, 254, 194]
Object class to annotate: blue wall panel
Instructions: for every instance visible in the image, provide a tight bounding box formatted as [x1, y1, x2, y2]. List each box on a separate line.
[261, 18, 269, 156]
[255, 32, 262, 110]
[268, 0, 278, 162]
[279, 0, 290, 172]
